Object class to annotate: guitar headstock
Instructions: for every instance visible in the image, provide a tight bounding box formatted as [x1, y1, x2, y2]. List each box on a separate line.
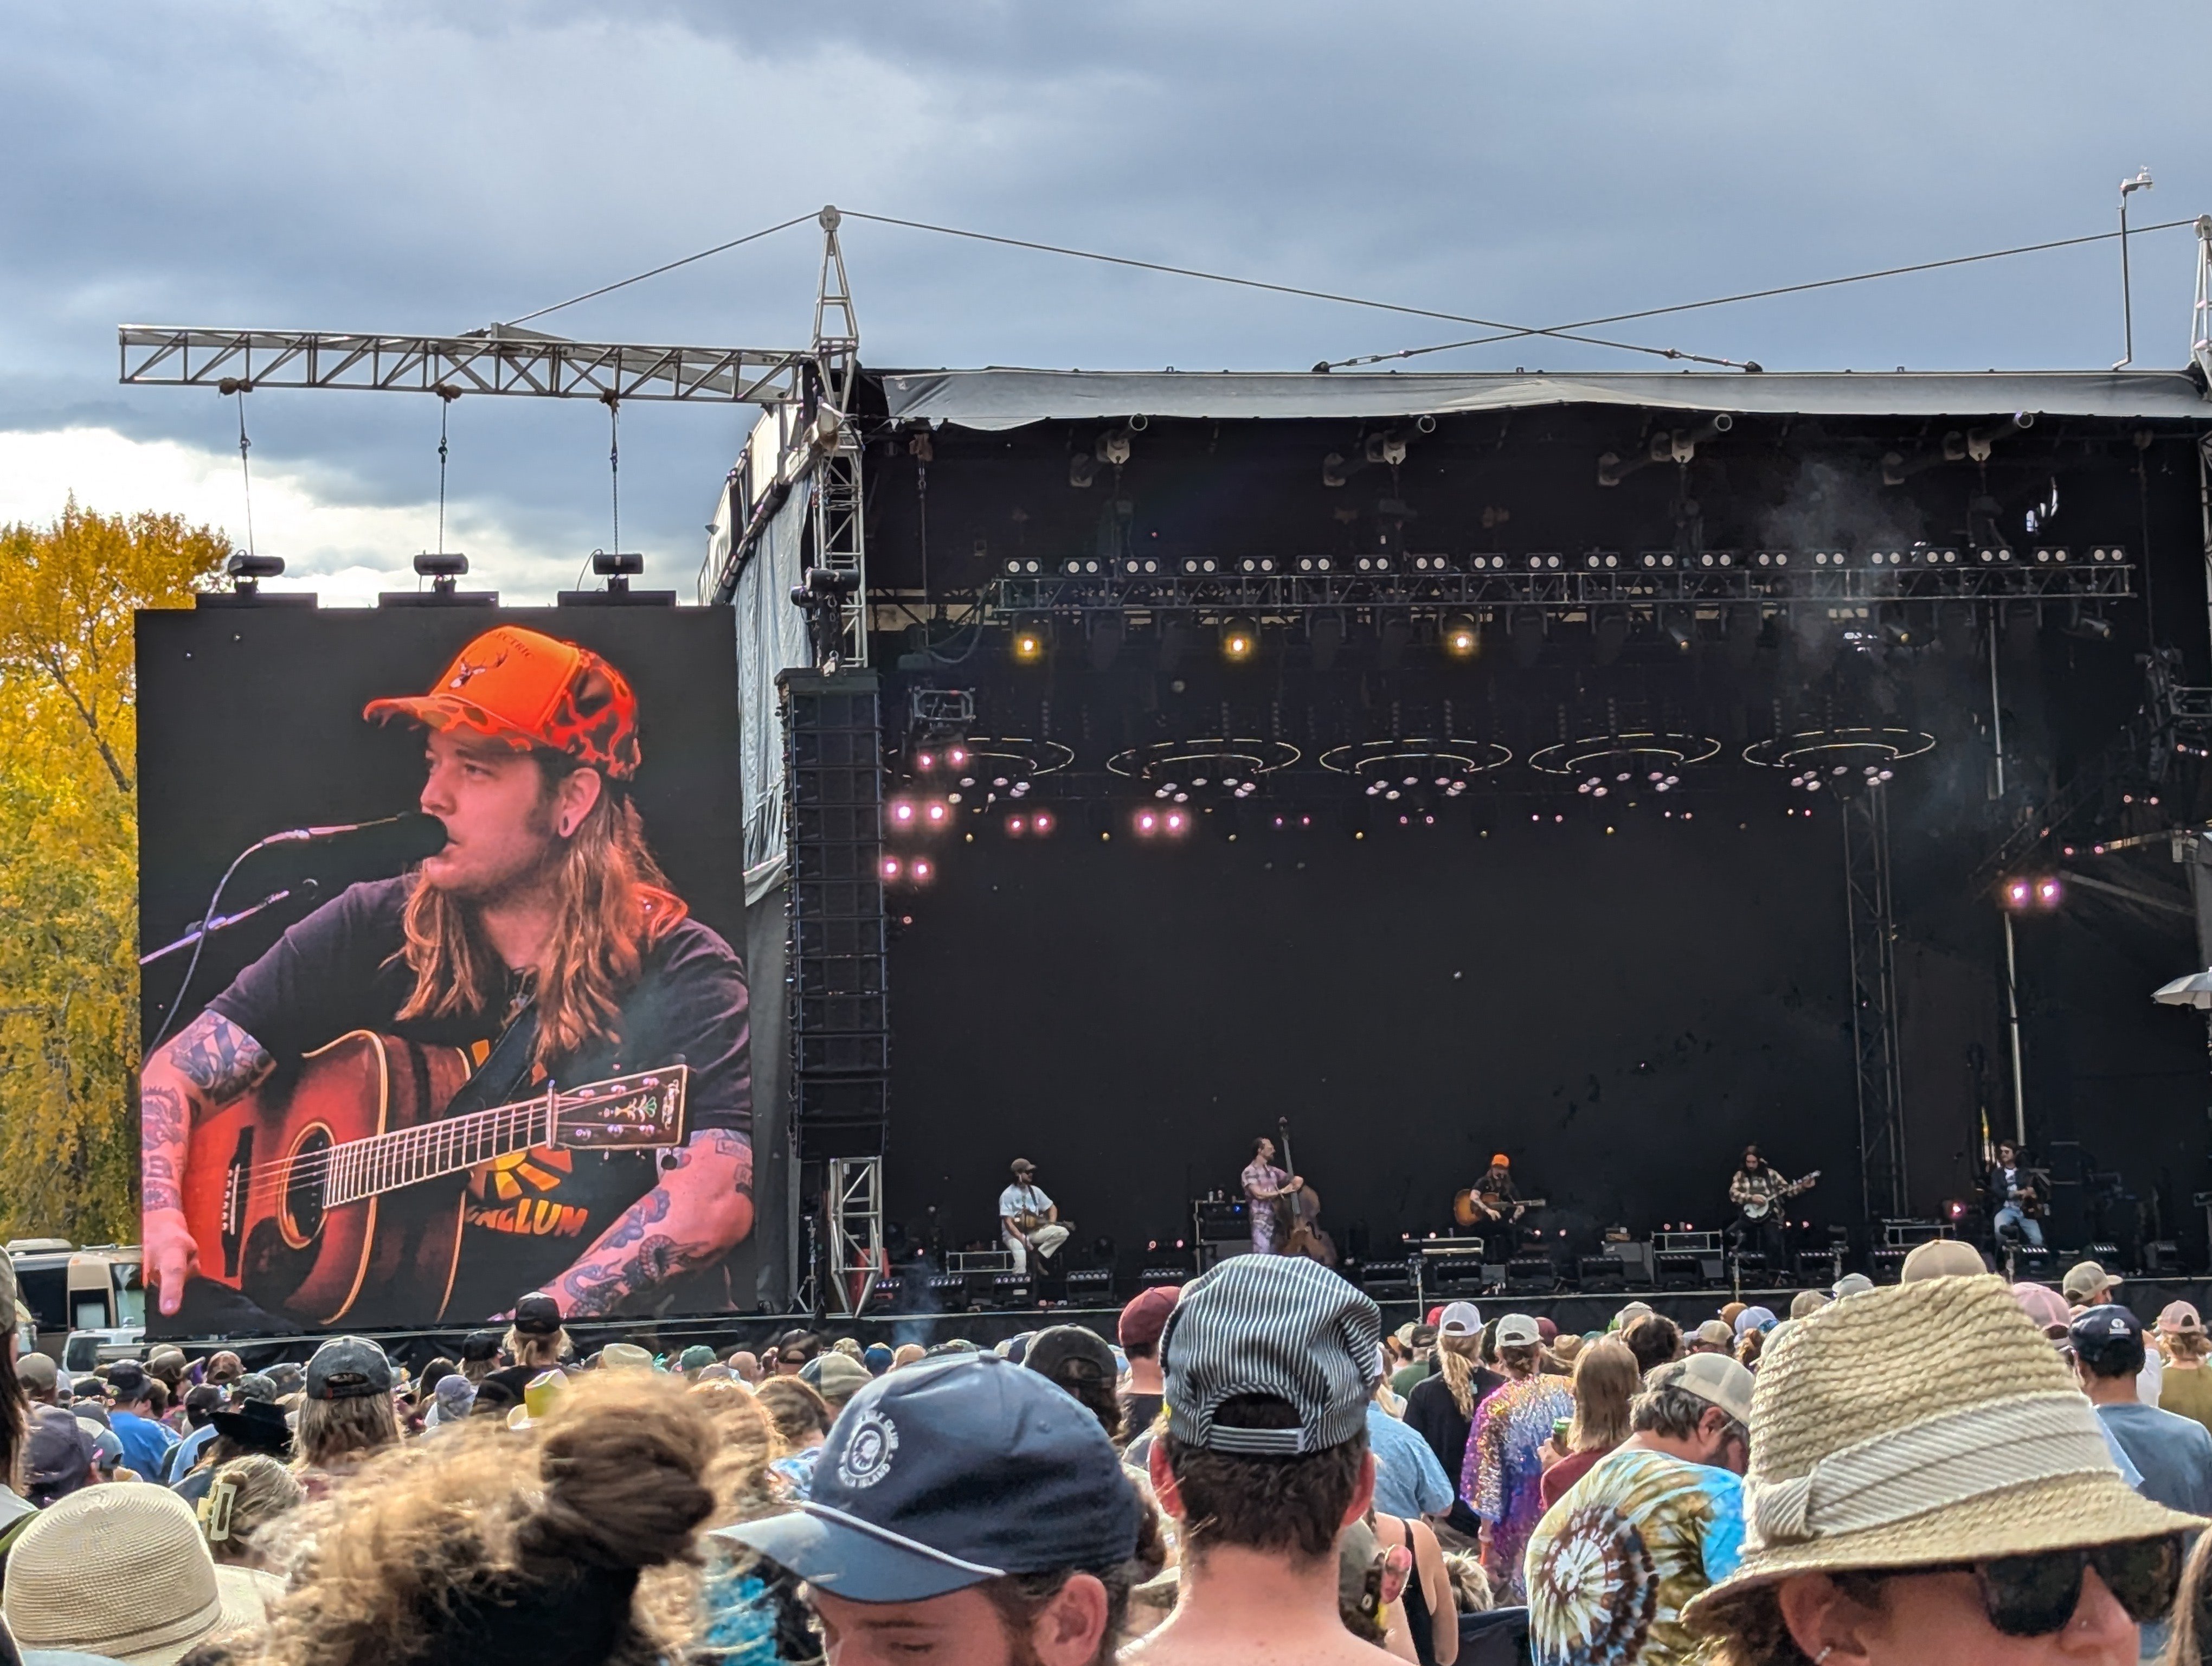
[552, 1066, 689, 1151]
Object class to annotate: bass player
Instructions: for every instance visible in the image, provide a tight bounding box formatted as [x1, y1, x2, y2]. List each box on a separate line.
[140, 625, 754, 1328]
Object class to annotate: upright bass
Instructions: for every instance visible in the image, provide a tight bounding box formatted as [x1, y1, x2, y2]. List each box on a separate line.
[1273, 1117, 1338, 1266]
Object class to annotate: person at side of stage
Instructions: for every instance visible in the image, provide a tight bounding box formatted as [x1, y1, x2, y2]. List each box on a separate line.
[1242, 1136, 1303, 1257]
[1725, 1144, 1789, 1268]
[999, 1157, 1070, 1275]
[1986, 1138, 2046, 1249]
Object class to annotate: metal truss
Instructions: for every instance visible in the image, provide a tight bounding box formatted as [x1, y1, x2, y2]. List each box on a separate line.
[985, 559, 2134, 619]
[117, 324, 809, 405]
[809, 210, 869, 667]
[824, 1156, 886, 1316]
[1844, 787, 1908, 1220]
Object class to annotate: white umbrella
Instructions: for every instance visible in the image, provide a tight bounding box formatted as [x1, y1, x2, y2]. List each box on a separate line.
[2152, 970, 2212, 1009]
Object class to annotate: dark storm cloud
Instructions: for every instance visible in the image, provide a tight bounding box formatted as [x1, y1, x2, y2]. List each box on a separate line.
[2, 2, 2204, 595]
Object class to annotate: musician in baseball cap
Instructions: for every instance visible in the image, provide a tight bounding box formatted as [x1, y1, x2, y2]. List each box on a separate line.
[716, 1354, 1150, 1665]
[139, 623, 754, 1331]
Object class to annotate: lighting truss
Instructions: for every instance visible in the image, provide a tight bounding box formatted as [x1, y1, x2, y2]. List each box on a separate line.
[1108, 738, 1301, 800]
[1527, 732, 1722, 778]
[117, 325, 810, 405]
[985, 553, 2133, 618]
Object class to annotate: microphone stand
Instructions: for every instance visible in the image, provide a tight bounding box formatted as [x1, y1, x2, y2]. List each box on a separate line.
[139, 881, 319, 967]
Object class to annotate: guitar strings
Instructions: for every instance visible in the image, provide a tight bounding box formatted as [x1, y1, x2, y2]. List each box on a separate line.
[236, 1101, 558, 1202]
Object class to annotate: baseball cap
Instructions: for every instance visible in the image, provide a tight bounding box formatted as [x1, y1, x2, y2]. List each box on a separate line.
[209, 1398, 293, 1458]
[1118, 1285, 1182, 1352]
[679, 1345, 718, 1373]
[1489, 1154, 1510, 1168]
[1693, 1319, 1736, 1349]
[1901, 1239, 1987, 1281]
[1616, 1301, 1656, 1330]
[717, 1354, 1140, 1603]
[17, 1353, 56, 1395]
[2159, 1300, 2205, 1336]
[23, 1405, 95, 1494]
[304, 1335, 393, 1401]
[1436, 1301, 1483, 1338]
[2070, 1303, 2145, 1372]
[1010, 1157, 1037, 1175]
[2012, 1281, 2073, 1336]
[1025, 1325, 1119, 1388]
[1661, 1353, 1756, 1426]
[105, 1360, 149, 1400]
[460, 1328, 502, 1363]
[511, 1292, 564, 1337]
[1160, 1256, 1381, 1456]
[863, 1343, 895, 1376]
[1831, 1272, 1875, 1299]
[2063, 1260, 2122, 1304]
[801, 1351, 873, 1404]
[1733, 1306, 1777, 1339]
[364, 624, 641, 780]
[230, 1372, 277, 1403]
[1788, 1290, 1830, 1320]
[1495, 1314, 1542, 1349]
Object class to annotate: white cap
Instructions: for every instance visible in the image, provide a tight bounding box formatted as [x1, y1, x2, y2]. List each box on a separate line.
[1831, 1272, 1875, 1299]
[1495, 1313, 1542, 1349]
[1437, 1301, 1483, 1337]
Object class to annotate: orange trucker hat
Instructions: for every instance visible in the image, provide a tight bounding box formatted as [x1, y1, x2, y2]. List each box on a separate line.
[363, 624, 641, 780]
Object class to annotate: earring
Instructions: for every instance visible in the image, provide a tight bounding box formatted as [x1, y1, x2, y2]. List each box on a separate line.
[1812, 1649, 1834, 1665]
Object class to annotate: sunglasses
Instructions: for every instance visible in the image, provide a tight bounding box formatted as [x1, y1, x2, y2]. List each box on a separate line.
[1910, 1536, 2183, 1637]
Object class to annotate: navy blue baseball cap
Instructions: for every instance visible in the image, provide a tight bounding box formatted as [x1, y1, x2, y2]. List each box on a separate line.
[717, 1354, 1139, 1603]
[2069, 1303, 2146, 1371]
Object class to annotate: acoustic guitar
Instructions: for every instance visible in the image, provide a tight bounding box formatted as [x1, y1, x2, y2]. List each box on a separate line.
[181, 1030, 687, 1327]
[1452, 1190, 1549, 1229]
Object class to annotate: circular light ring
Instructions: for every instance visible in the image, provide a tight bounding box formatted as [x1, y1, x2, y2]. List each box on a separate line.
[1526, 732, 1721, 778]
[1741, 727, 1937, 770]
[957, 736, 1076, 777]
[1105, 737, 1302, 781]
[1317, 738, 1512, 777]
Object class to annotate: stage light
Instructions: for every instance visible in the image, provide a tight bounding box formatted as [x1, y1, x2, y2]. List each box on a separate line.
[1221, 617, 1257, 663]
[946, 745, 969, 768]
[1442, 614, 1478, 660]
[1135, 809, 1160, 836]
[910, 857, 935, 882]
[1164, 809, 1189, 834]
[882, 856, 902, 881]
[888, 799, 918, 828]
[1011, 620, 1047, 663]
[1006, 815, 1027, 837]
[1032, 810, 1054, 836]
[2036, 877, 2061, 906]
[923, 800, 949, 828]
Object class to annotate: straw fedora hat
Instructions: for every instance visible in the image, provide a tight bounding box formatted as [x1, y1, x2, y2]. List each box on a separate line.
[2, 1482, 268, 1664]
[1683, 1273, 2201, 1619]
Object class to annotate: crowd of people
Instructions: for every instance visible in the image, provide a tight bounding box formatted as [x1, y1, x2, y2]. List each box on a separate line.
[1, 1238, 2211, 1663]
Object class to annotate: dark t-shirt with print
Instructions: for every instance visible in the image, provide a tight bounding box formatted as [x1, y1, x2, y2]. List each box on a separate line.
[208, 875, 750, 1318]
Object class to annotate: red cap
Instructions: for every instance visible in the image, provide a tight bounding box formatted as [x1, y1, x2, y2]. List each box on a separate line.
[364, 625, 641, 780]
[1425, 1305, 1444, 1329]
[1118, 1285, 1182, 1351]
[1535, 1316, 1558, 1342]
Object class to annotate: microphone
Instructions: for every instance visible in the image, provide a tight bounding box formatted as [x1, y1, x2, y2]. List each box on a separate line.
[264, 812, 448, 860]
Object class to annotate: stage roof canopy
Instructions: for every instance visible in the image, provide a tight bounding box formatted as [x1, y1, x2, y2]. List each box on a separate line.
[874, 367, 2211, 431]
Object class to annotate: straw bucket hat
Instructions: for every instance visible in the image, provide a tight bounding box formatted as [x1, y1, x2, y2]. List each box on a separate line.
[1683, 1274, 2201, 1618]
[2, 1482, 269, 1664]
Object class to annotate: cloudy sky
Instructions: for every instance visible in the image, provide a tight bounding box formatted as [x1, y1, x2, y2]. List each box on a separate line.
[4, 3, 2205, 604]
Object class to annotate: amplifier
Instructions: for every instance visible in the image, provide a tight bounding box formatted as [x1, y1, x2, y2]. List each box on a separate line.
[1192, 1199, 1251, 1244]
[1605, 1241, 1656, 1285]
[1654, 1230, 1722, 1254]
[1411, 1235, 1491, 1258]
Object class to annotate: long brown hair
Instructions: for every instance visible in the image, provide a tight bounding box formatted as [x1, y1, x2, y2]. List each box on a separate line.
[395, 756, 672, 1066]
[1435, 1332, 1486, 1419]
[1565, 1339, 1639, 1453]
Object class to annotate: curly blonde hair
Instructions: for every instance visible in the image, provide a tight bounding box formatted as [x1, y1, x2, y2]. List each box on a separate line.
[244, 1372, 716, 1666]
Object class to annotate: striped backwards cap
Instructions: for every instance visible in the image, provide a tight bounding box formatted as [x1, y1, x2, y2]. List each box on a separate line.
[1160, 1255, 1381, 1455]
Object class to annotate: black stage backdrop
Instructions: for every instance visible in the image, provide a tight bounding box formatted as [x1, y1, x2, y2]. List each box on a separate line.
[885, 806, 1866, 1263]
[136, 606, 763, 1329]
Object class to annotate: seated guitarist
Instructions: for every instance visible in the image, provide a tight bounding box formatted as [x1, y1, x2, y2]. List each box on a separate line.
[1986, 1140, 2046, 1249]
[139, 626, 754, 1328]
[998, 1158, 1070, 1275]
[1465, 1154, 1526, 1227]
[1727, 1144, 1790, 1267]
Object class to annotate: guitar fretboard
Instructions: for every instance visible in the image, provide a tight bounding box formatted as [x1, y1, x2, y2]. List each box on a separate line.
[324, 1096, 557, 1208]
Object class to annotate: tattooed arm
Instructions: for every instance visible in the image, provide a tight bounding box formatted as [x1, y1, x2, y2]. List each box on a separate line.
[142, 1011, 276, 1316]
[550, 1129, 755, 1318]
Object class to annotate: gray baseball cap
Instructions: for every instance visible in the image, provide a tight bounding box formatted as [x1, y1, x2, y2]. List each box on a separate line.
[1161, 1256, 1381, 1456]
[304, 1335, 393, 1402]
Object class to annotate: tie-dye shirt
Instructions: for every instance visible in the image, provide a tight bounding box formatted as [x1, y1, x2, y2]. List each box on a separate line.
[1523, 1445, 1746, 1666]
[1463, 1374, 1574, 1602]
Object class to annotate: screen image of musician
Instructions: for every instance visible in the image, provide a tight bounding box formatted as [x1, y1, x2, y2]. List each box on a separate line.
[140, 624, 754, 1331]
[1242, 1135, 1304, 1256]
[1987, 1140, 2047, 1248]
[1727, 1144, 1817, 1267]
[999, 1158, 1069, 1273]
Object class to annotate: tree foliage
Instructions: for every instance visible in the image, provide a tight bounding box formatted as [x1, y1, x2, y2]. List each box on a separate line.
[0, 503, 226, 1244]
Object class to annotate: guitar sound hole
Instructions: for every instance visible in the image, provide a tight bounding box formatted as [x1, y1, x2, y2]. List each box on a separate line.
[284, 1129, 331, 1245]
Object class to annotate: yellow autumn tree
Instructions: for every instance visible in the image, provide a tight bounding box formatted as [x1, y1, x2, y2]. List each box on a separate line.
[0, 502, 227, 1244]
